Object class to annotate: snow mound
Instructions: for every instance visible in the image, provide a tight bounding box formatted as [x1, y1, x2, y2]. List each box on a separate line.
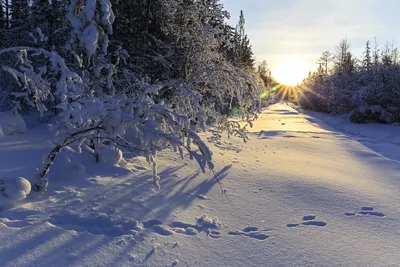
[0, 177, 31, 200]
[0, 112, 26, 136]
[98, 146, 127, 166]
[58, 155, 86, 176]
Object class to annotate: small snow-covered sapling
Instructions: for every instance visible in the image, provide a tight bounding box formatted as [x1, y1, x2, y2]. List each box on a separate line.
[0, 177, 32, 200]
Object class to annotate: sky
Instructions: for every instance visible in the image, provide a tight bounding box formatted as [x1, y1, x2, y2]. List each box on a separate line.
[221, 0, 400, 85]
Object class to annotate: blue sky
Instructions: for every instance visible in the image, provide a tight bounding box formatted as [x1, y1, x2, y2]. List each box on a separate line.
[221, 0, 399, 84]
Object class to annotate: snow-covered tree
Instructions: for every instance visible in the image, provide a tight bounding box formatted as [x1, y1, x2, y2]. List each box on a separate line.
[0, 0, 221, 193]
[0, 0, 263, 196]
[317, 51, 333, 75]
[231, 10, 255, 70]
[362, 40, 372, 72]
[296, 37, 400, 122]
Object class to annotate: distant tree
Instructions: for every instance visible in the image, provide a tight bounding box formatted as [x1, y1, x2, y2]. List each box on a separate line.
[334, 38, 356, 74]
[4, 0, 10, 30]
[316, 63, 325, 76]
[362, 41, 372, 71]
[9, 0, 30, 28]
[381, 42, 393, 66]
[29, 0, 69, 49]
[0, 0, 5, 29]
[373, 37, 380, 67]
[257, 60, 272, 88]
[232, 10, 255, 70]
[317, 50, 333, 75]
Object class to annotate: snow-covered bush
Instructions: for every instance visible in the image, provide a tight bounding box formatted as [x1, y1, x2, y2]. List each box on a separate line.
[350, 105, 394, 124]
[96, 145, 127, 166]
[296, 72, 330, 112]
[0, 177, 31, 200]
[295, 40, 400, 123]
[188, 63, 261, 117]
[0, 0, 219, 193]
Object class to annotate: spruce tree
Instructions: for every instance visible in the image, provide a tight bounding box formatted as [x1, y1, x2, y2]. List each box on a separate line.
[317, 51, 333, 75]
[362, 40, 372, 71]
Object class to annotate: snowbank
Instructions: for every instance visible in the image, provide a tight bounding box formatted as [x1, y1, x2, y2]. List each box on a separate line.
[0, 112, 26, 136]
[98, 145, 128, 167]
[0, 177, 31, 200]
[0, 103, 399, 267]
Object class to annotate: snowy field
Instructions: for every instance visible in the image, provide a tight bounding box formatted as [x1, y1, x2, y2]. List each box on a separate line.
[0, 103, 399, 267]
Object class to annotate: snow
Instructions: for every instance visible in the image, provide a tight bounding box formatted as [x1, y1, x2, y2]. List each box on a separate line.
[83, 24, 99, 57]
[0, 103, 399, 266]
[0, 177, 31, 200]
[97, 145, 126, 166]
[0, 112, 26, 136]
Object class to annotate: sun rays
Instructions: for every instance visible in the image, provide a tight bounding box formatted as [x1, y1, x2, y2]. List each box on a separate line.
[273, 57, 308, 86]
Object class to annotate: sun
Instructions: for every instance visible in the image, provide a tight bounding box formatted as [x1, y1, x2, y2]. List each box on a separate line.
[272, 58, 308, 86]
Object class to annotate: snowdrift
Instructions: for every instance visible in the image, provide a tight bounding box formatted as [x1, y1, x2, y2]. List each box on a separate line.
[0, 112, 26, 136]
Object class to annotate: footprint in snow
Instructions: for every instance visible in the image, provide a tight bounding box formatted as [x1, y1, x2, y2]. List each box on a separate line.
[169, 221, 199, 236]
[206, 230, 221, 239]
[0, 209, 42, 228]
[228, 226, 269, 241]
[142, 219, 174, 236]
[143, 218, 217, 238]
[287, 215, 327, 228]
[49, 211, 142, 236]
[345, 207, 385, 217]
[144, 215, 225, 239]
[138, 217, 272, 242]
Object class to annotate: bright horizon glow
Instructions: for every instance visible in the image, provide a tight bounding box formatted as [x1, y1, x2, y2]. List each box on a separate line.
[221, 0, 400, 84]
[272, 57, 308, 86]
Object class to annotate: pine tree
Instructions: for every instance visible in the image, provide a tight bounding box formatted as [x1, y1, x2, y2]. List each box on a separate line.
[5, 0, 10, 29]
[30, 0, 69, 49]
[0, 0, 5, 29]
[334, 38, 355, 74]
[233, 10, 255, 70]
[317, 50, 333, 75]
[257, 60, 272, 88]
[373, 38, 380, 67]
[362, 40, 372, 71]
[317, 63, 325, 76]
[110, 0, 176, 79]
[380, 42, 398, 67]
[9, 0, 30, 28]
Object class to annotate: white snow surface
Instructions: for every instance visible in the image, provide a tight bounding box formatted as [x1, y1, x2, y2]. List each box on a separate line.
[0, 103, 399, 266]
[0, 112, 26, 136]
[1, 177, 31, 200]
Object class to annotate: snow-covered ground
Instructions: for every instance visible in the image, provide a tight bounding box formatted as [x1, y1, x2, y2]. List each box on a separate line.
[0, 103, 399, 267]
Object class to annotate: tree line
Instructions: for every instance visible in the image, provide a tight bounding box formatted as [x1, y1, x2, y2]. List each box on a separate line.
[0, 1, 274, 114]
[292, 38, 400, 123]
[0, 0, 274, 191]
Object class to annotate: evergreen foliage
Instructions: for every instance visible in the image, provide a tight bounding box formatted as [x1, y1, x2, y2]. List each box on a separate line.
[294, 38, 400, 123]
[0, 0, 260, 192]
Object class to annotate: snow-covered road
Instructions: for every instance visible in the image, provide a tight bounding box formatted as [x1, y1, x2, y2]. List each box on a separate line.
[0, 103, 399, 266]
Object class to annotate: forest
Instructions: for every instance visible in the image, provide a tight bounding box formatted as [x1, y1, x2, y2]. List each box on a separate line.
[0, 2, 399, 266]
[0, 0, 274, 192]
[291, 38, 400, 124]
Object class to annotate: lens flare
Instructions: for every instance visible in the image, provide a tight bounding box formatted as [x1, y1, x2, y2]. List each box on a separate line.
[260, 91, 270, 99]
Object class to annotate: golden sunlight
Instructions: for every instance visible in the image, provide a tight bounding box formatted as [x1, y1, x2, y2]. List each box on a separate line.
[272, 57, 308, 86]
